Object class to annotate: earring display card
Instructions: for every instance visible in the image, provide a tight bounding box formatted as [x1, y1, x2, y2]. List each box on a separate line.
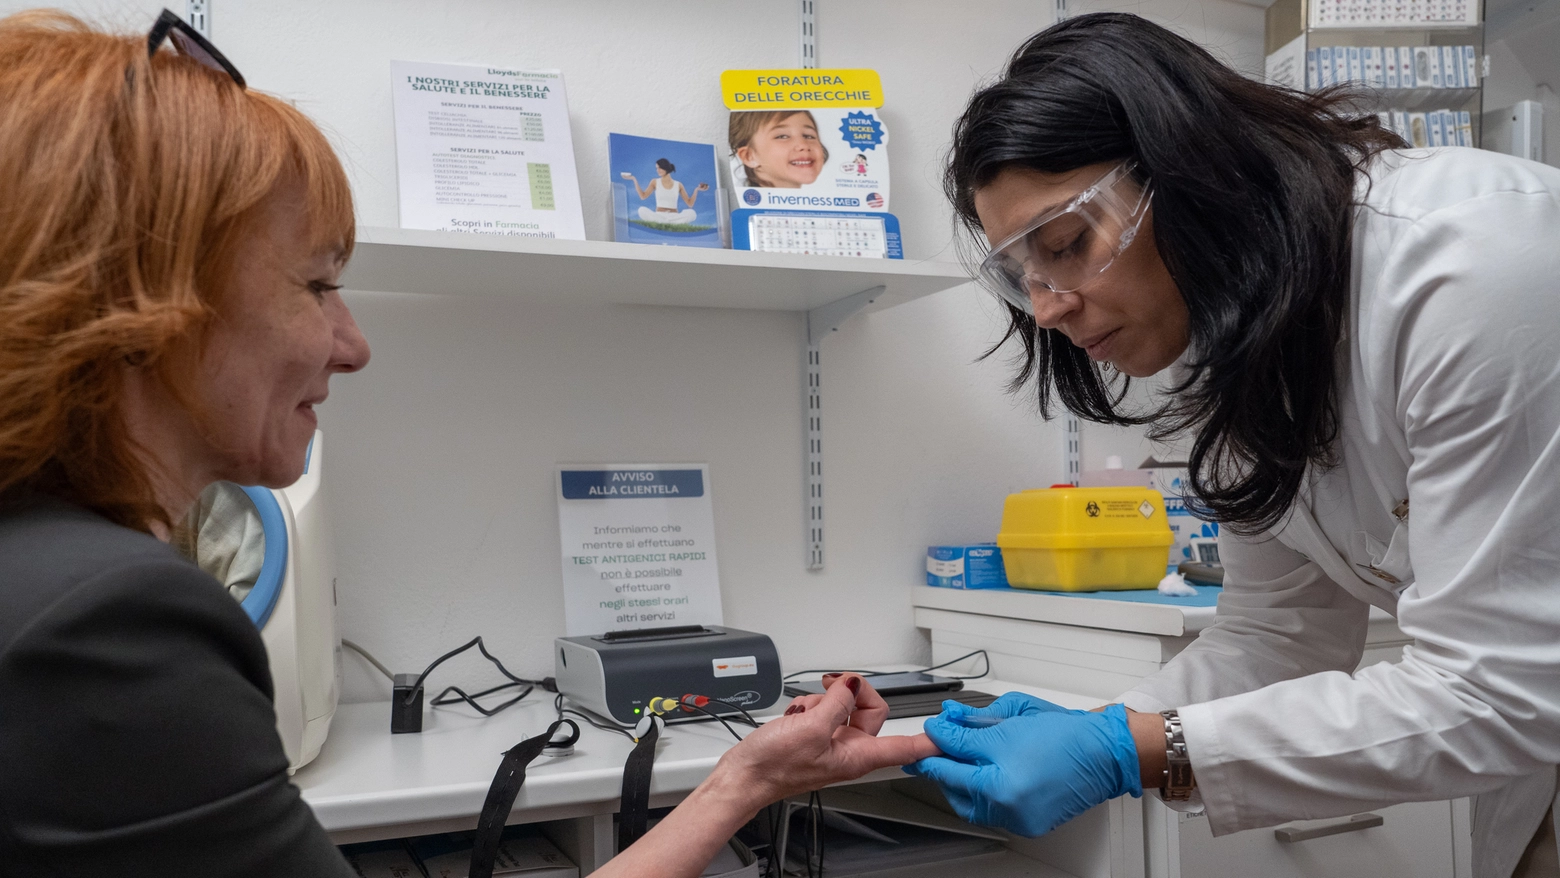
[720, 69, 902, 257]
[730, 210, 901, 258]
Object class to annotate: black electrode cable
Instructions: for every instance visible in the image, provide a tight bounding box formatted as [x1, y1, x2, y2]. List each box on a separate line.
[916, 649, 991, 680]
[683, 703, 747, 743]
[780, 650, 991, 682]
[402, 636, 537, 704]
[554, 692, 636, 740]
[429, 681, 535, 716]
[702, 698, 760, 729]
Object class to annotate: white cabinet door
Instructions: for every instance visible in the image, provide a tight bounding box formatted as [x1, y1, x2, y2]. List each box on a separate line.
[1147, 798, 1458, 878]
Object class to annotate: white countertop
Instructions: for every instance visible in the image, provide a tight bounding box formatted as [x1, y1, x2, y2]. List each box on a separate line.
[295, 677, 1097, 840]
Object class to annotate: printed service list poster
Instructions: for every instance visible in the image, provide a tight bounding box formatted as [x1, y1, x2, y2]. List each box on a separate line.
[391, 60, 585, 239]
[557, 465, 723, 636]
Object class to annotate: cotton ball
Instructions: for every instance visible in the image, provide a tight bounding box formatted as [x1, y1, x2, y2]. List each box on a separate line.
[1158, 572, 1198, 597]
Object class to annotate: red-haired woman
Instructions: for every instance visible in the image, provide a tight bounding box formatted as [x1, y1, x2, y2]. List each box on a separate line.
[0, 11, 933, 877]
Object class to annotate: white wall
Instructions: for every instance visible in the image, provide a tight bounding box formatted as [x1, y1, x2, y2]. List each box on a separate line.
[1483, 0, 1560, 165]
[1484, 39, 1560, 166]
[4, 0, 1262, 701]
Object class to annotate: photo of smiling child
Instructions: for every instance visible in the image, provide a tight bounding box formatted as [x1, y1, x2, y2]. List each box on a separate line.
[728, 110, 830, 188]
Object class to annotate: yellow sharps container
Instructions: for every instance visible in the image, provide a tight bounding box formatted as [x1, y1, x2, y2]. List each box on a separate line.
[997, 485, 1174, 591]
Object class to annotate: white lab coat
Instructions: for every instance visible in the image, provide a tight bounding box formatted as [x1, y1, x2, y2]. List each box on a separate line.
[1121, 147, 1560, 878]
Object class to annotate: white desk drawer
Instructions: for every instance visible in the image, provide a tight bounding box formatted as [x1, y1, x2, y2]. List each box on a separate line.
[1148, 798, 1457, 878]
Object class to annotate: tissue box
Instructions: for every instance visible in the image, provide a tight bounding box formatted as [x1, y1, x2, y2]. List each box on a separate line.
[926, 544, 1008, 589]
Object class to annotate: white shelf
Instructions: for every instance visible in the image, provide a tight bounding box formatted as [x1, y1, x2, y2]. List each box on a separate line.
[337, 228, 975, 570]
[912, 585, 1406, 640]
[1305, 20, 1483, 31]
[341, 226, 972, 313]
[912, 585, 1218, 637]
[1354, 86, 1482, 110]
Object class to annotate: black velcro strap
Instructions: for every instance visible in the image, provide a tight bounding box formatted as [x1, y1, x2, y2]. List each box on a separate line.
[470, 719, 578, 878]
[616, 719, 662, 853]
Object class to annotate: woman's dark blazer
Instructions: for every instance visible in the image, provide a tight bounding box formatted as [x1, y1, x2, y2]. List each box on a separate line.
[0, 494, 352, 877]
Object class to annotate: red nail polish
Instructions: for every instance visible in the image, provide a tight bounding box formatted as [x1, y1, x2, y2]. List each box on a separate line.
[846, 676, 861, 696]
[785, 704, 806, 715]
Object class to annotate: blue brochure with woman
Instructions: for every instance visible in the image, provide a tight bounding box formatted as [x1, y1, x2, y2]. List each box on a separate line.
[609, 133, 724, 248]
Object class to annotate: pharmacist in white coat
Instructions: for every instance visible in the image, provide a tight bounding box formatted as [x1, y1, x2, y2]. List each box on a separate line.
[907, 13, 1560, 878]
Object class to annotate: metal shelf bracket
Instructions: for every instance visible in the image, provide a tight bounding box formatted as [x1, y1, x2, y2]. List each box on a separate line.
[804, 285, 885, 570]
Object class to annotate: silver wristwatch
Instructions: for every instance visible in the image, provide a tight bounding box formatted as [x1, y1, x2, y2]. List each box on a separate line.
[1161, 709, 1196, 801]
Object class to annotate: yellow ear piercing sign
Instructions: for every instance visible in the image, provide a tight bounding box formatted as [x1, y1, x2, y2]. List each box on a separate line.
[720, 69, 884, 110]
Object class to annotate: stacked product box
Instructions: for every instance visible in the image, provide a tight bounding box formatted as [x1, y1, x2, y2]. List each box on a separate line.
[925, 543, 1008, 589]
[1306, 44, 1477, 90]
[1379, 108, 1475, 146]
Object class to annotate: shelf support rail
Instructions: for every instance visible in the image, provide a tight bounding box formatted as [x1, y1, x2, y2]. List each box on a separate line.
[804, 285, 885, 570]
[799, 0, 816, 68]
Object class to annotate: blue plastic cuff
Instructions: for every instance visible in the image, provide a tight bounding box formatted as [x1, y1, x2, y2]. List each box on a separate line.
[237, 486, 288, 629]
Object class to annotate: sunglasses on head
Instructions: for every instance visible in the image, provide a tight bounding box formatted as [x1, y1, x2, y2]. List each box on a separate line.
[145, 8, 245, 89]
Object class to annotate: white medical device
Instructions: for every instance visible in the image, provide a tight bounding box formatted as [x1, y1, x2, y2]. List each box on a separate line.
[232, 431, 341, 773]
[1483, 100, 1545, 164]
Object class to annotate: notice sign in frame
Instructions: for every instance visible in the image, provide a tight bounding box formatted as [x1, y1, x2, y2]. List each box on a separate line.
[556, 464, 723, 636]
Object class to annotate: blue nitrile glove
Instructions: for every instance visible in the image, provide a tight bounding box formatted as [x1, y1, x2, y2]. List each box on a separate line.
[949, 691, 1071, 721]
[904, 697, 1142, 837]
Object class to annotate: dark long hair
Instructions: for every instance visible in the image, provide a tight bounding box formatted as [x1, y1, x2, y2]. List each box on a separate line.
[947, 13, 1402, 533]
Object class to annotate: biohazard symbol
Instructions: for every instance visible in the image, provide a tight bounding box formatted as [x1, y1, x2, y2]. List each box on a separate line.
[1085, 501, 1100, 517]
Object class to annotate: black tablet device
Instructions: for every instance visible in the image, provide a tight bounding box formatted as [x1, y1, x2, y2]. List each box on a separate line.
[783, 671, 964, 699]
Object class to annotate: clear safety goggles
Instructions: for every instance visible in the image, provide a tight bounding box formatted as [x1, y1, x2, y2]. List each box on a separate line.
[977, 162, 1152, 311]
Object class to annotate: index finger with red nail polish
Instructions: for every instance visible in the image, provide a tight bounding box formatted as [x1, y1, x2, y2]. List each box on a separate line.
[826, 674, 891, 736]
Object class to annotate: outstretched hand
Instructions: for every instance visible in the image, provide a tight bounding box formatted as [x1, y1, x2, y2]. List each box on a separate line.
[596, 677, 937, 878]
[714, 674, 940, 805]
